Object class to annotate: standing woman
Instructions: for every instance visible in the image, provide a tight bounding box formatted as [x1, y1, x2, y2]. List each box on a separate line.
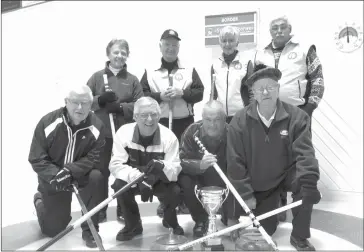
[211, 26, 254, 123]
[87, 39, 144, 222]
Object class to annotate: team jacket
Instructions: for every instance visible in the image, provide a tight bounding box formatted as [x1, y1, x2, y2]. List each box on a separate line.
[180, 121, 228, 185]
[140, 58, 204, 119]
[255, 36, 324, 107]
[211, 51, 254, 116]
[28, 107, 105, 192]
[87, 62, 144, 138]
[227, 100, 320, 200]
[109, 122, 182, 183]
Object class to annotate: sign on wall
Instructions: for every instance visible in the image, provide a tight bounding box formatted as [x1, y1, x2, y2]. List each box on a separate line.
[2, 0, 49, 13]
[205, 11, 258, 46]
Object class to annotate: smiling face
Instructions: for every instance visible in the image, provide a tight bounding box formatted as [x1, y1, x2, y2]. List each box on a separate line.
[107, 44, 128, 69]
[135, 104, 160, 136]
[252, 78, 280, 108]
[270, 18, 292, 48]
[219, 32, 239, 55]
[65, 92, 92, 125]
[202, 108, 226, 138]
[160, 38, 180, 62]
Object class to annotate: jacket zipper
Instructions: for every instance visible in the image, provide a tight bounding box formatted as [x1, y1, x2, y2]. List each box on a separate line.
[226, 67, 229, 116]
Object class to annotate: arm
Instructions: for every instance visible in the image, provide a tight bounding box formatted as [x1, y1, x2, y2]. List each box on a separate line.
[182, 68, 204, 103]
[86, 73, 102, 111]
[120, 77, 144, 120]
[109, 128, 143, 183]
[161, 134, 182, 182]
[306, 45, 325, 107]
[180, 126, 205, 175]
[28, 120, 60, 183]
[140, 70, 162, 103]
[64, 124, 106, 179]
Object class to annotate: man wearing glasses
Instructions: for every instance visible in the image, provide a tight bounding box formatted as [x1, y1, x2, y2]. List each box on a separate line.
[254, 15, 325, 223]
[29, 83, 105, 248]
[227, 65, 321, 251]
[109, 97, 184, 241]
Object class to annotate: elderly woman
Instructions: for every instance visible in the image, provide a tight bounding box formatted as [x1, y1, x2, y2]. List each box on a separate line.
[87, 39, 144, 222]
[211, 25, 254, 123]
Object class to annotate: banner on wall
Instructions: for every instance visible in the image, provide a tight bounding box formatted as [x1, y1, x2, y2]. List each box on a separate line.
[2, 0, 50, 13]
[205, 11, 258, 46]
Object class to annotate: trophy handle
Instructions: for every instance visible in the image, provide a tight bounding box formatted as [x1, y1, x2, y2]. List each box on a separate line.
[221, 187, 230, 204]
[194, 185, 203, 206]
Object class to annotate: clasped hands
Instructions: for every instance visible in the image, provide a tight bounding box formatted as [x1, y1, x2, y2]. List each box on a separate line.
[160, 87, 183, 102]
[50, 168, 73, 192]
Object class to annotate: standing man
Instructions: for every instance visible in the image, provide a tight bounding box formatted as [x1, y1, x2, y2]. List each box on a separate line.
[254, 16, 324, 220]
[140, 29, 204, 216]
[109, 97, 184, 242]
[179, 100, 230, 237]
[30, 84, 105, 248]
[87, 39, 143, 222]
[227, 65, 321, 251]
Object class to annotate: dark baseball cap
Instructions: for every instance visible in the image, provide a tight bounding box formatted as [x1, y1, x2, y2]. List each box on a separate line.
[160, 29, 181, 41]
[245, 64, 282, 87]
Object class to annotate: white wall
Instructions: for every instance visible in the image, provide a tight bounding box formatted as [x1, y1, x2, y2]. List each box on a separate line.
[2, 1, 363, 226]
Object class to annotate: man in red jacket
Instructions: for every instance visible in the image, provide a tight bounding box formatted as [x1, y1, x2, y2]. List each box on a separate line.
[227, 65, 321, 251]
[29, 84, 105, 248]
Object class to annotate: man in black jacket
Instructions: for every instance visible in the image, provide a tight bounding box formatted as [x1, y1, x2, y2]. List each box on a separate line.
[29, 83, 105, 248]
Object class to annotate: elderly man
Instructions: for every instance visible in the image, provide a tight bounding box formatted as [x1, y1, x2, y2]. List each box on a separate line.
[140, 29, 204, 216]
[109, 97, 184, 241]
[211, 25, 254, 123]
[254, 15, 324, 221]
[227, 65, 321, 251]
[29, 84, 105, 248]
[178, 100, 230, 238]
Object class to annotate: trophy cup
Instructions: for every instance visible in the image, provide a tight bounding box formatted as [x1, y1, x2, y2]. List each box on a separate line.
[195, 185, 229, 251]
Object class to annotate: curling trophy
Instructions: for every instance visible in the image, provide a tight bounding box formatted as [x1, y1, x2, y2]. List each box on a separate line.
[195, 185, 229, 251]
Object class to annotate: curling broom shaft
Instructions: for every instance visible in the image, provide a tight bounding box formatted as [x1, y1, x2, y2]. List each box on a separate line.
[103, 74, 116, 138]
[168, 74, 173, 130]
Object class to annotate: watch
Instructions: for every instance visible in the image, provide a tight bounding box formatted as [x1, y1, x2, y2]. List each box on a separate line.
[334, 22, 363, 53]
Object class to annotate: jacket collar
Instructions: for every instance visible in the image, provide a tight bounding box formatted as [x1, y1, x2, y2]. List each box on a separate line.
[155, 57, 185, 71]
[132, 124, 161, 146]
[218, 50, 242, 63]
[104, 61, 128, 78]
[247, 99, 289, 123]
[265, 35, 299, 50]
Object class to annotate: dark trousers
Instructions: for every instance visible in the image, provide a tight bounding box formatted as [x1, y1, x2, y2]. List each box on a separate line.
[159, 116, 194, 142]
[99, 137, 113, 212]
[231, 170, 313, 239]
[112, 179, 181, 228]
[178, 172, 230, 223]
[35, 169, 103, 237]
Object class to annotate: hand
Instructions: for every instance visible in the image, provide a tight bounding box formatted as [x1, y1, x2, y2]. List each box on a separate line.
[98, 91, 118, 107]
[165, 87, 184, 99]
[245, 197, 257, 210]
[138, 180, 153, 202]
[50, 168, 72, 191]
[300, 103, 316, 117]
[301, 186, 321, 205]
[104, 102, 123, 114]
[200, 153, 217, 171]
[228, 218, 241, 241]
[145, 159, 165, 175]
[160, 91, 171, 102]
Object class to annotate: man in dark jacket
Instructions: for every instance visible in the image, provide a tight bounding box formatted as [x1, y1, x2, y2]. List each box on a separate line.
[227, 65, 321, 251]
[29, 84, 105, 248]
[179, 100, 230, 238]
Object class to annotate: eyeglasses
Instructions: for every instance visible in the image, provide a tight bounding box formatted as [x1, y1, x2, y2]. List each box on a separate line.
[137, 112, 159, 119]
[271, 24, 289, 31]
[253, 86, 278, 94]
[67, 99, 91, 108]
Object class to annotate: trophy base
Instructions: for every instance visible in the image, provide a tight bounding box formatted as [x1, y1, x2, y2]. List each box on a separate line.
[201, 242, 225, 251]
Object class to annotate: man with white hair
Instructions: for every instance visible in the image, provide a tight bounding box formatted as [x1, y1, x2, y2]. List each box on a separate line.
[29, 83, 105, 248]
[254, 15, 325, 222]
[211, 25, 254, 123]
[140, 29, 204, 216]
[178, 100, 231, 238]
[109, 97, 184, 241]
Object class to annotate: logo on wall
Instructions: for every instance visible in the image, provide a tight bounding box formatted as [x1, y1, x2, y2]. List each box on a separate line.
[175, 73, 183, 81]
[287, 52, 297, 59]
[334, 22, 363, 53]
[234, 62, 242, 70]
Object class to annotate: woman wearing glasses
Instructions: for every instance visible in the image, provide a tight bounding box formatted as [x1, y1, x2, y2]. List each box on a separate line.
[87, 39, 144, 223]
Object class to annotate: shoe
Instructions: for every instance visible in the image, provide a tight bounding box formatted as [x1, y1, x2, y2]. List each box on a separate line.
[193, 221, 206, 237]
[157, 202, 165, 218]
[162, 219, 185, 235]
[82, 230, 102, 249]
[290, 235, 316, 251]
[116, 220, 143, 241]
[177, 202, 190, 215]
[117, 204, 124, 222]
[99, 211, 107, 223]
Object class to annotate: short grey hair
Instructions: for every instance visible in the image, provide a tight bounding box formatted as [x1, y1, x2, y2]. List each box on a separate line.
[133, 97, 162, 116]
[269, 16, 291, 29]
[202, 100, 226, 118]
[65, 83, 93, 101]
[219, 25, 240, 43]
[106, 39, 130, 56]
